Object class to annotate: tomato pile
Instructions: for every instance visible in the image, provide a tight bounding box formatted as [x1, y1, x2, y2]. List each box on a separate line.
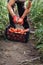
[9, 27, 29, 34]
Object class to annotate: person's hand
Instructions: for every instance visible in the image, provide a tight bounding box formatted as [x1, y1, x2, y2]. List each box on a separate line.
[13, 15, 18, 24]
[17, 18, 24, 25]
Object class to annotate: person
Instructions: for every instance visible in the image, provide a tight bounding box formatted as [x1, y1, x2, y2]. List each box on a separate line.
[7, 0, 32, 42]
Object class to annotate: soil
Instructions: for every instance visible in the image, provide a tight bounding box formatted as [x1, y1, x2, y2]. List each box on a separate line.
[0, 38, 43, 65]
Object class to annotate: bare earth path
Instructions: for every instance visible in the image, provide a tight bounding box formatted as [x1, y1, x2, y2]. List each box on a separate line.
[0, 39, 43, 65]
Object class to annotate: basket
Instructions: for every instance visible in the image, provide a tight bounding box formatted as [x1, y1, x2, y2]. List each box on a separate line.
[5, 26, 29, 43]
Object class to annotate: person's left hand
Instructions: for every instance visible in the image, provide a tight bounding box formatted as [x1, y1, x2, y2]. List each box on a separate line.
[17, 18, 24, 25]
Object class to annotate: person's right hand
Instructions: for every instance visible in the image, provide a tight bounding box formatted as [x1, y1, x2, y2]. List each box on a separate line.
[13, 15, 18, 24]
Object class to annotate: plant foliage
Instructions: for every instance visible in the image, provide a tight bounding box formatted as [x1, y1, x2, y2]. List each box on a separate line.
[0, 0, 9, 31]
[30, 0, 43, 53]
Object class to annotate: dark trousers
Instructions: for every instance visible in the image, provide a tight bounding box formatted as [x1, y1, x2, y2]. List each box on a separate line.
[7, 1, 29, 42]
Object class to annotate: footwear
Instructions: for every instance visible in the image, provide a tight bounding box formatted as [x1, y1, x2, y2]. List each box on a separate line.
[25, 31, 30, 43]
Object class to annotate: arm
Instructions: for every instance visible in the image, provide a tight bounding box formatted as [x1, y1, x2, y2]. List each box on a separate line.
[7, 0, 16, 17]
[21, 0, 32, 19]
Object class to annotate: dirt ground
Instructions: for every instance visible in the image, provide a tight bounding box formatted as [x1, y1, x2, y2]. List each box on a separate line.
[0, 39, 43, 65]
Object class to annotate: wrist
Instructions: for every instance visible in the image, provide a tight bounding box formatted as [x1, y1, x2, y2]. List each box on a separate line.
[12, 14, 16, 19]
[21, 16, 24, 20]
